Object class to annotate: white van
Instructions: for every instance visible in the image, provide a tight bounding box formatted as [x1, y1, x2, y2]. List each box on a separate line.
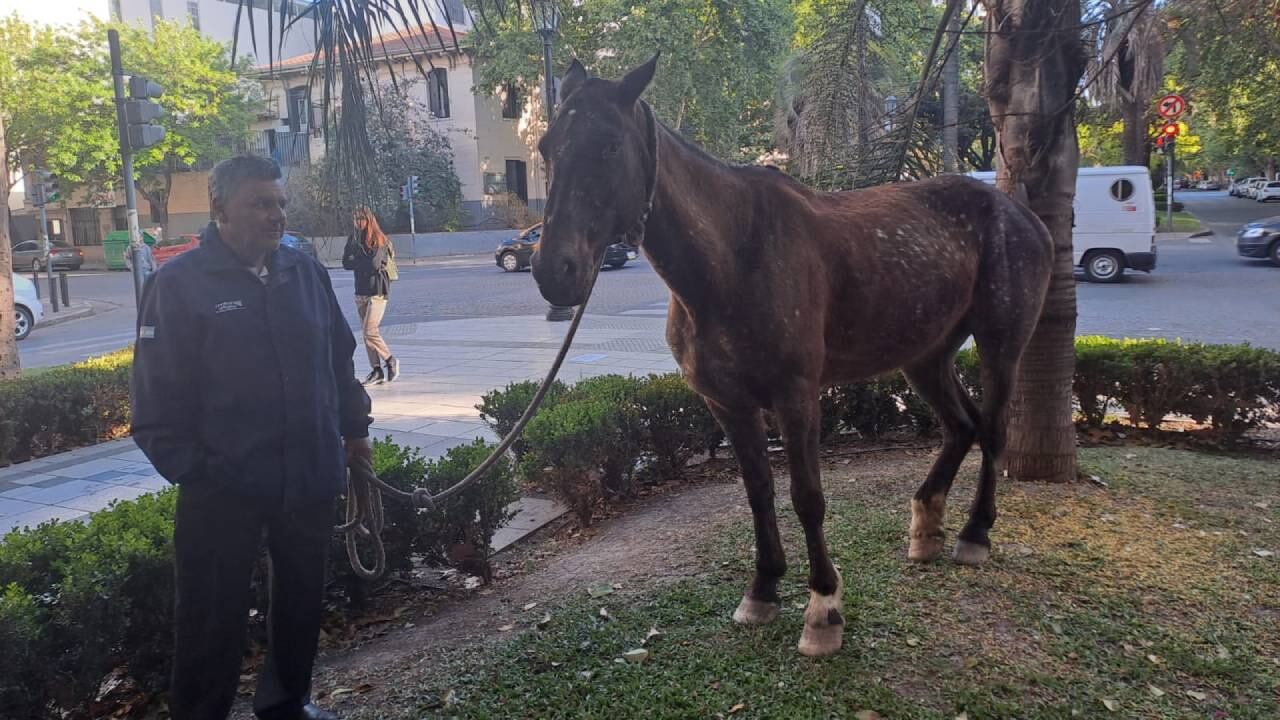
[968, 166, 1157, 283]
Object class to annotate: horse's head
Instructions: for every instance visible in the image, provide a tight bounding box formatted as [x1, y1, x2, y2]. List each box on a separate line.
[533, 55, 659, 306]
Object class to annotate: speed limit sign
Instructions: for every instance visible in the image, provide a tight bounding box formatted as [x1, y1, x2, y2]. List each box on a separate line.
[1157, 94, 1186, 119]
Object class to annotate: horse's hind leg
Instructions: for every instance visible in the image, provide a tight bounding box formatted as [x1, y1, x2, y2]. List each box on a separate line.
[953, 341, 1017, 565]
[707, 401, 787, 626]
[775, 384, 843, 657]
[903, 353, 980, 562]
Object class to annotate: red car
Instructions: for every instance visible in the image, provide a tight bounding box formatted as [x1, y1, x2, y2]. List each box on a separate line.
[152, 234, 200, 266]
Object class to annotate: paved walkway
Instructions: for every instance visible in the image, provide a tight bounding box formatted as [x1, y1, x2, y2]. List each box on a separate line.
[0, 313, 680, 547]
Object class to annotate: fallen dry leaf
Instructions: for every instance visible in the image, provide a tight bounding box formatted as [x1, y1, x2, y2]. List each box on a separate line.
[854, 711, 882, 720]
[643, 627, 664, 646]
[498, 624, 515, 632]
[1147, 685, 1165, 698]
[622, 648, 649, 664]
[599, 607, 611, 620]
[728, 703, 746, 715]
[905, 637, 921, 647]
[1185, 690, 1208, 701]
[1102, 699, 1118, 711]
[1252, 549, 1275, 558]
[587, 582, 614, 598]
[955, 714, 969, 720]
[537, 614, 552, 630]
[1146, 654, 1163, 665]
[522, 602, 539, 611]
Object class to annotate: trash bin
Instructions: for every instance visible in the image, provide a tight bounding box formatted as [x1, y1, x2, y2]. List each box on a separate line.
[103, 231, 156, 270]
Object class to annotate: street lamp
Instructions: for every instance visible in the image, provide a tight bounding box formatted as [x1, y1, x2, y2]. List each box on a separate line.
[532, 0, 573, 322]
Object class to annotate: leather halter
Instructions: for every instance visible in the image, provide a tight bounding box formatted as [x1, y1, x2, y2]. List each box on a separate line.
[618, 101, 659, 250]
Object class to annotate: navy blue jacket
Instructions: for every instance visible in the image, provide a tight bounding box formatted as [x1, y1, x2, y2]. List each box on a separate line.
[131, 223, 372, 507]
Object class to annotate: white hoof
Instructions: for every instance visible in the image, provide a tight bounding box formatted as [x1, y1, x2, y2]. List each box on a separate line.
[732, 596, 780, 625]
[797, 569, 844, 657]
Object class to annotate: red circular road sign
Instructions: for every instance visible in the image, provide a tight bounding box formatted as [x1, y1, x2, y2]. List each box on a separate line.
[1157, 94, 1186, 119]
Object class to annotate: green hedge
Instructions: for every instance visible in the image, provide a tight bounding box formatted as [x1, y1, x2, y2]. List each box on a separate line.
[484, 339, 1280, 525]
[0, 438, 516, 720]
[0, 348, 134, 466]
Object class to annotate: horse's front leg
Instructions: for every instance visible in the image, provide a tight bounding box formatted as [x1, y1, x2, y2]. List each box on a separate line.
[776, 387, 843, 657]
[707, 401, 787, 625]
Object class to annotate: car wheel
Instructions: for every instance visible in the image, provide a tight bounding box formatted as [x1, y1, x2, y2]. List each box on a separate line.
[1270, 241, 1280, 268]
[1083, 251, 1125, 283]
[608, 260, 627, 269]
[14, 306, 33, 341]
[500, 252, 521, 273]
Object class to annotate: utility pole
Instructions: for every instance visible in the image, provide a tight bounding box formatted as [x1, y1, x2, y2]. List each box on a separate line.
[533, 0, 572, 322]
[941, 0, 961, 173]
[108, 29, 165, 308]
[403, 175, 419, 261]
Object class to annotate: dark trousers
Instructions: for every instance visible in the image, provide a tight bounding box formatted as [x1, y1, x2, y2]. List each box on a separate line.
[170, 483, 334, 720]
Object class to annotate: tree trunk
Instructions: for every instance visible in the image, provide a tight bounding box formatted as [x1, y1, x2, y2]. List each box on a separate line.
[1121, 99, 1147, 166]
[983, 0, 1086, 483]
[0, 115, 20, 379]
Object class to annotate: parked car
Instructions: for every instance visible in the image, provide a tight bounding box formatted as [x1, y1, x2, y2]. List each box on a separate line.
[1247, 178, 1269, 199]
[1255, 181, 1280, 203]
[495, 223, 638, 273]
[11, 272, 43, 341]
[970, 166, 1156, 282]
[9, 240, 84, 271]
[280, 231, 318, 260]
[1200, 181, 1221, 191]
[152, 234, 201, 266]
[1235, 216, 1280, 266]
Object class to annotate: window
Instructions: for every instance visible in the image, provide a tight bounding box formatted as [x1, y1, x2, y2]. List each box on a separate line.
[428, 68, 450, 119]
[1109, 179, 1134, 202]
[501, 83, 521, 120]
[483, 172, 506, 195]
[14, 241, 38, 253]
[505, 159, 528, 204]
[150, 0, 164, 21]
[188, 0, 200, 30]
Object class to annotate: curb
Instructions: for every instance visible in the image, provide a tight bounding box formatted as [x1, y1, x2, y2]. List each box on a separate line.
[37, 303, 98, 328]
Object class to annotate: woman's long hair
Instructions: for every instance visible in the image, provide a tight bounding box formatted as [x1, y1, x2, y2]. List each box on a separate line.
[353, 206, 389, 251]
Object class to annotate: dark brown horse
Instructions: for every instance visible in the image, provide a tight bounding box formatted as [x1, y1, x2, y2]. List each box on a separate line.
[533, 56, 1053, 657]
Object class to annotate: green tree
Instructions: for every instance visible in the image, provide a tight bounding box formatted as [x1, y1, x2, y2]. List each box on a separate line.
[0, 17, 257, 235]
[0, 15, 117, 190]
[288, 83, 463, 237]
[116, 20, 259, 236]
[471, 0, 792, 163]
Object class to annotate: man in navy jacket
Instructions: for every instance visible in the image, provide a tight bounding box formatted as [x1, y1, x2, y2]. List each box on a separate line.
[132, 156, 371, 720]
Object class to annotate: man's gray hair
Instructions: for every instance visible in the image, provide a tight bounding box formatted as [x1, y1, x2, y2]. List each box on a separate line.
[208, 155, 283, 209]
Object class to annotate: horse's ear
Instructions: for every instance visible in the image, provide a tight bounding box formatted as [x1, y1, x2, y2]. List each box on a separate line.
[558, 58, 588, 105]
[616, 52, 659, 106]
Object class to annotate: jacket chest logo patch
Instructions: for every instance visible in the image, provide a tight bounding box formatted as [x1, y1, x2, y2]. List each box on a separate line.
[215, 300, 245, 314]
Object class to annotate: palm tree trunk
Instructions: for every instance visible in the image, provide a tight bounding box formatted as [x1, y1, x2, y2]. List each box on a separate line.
[1122, 99, 1146, 166]
[0, 115, 21, 379]
[983, 0, 1085, 483]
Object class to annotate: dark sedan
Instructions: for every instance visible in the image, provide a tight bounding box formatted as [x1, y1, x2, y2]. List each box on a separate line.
[495, 223, 637, 272]
[1235, 216, 1280, 266]
[10, 240, 83, 271]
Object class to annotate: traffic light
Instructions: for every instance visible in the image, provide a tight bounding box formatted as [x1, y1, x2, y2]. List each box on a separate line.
[125, 76, 165, 150]
[1161, 122, 1180, 139]
[400, 175, 420, 200]
[30, 169, 60, 207]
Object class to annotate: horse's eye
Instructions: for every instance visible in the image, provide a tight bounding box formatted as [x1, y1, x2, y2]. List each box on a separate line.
[601, 142, 621, 159]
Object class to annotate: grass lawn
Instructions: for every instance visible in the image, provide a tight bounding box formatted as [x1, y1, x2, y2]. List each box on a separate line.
[408, 447, 1279, 719]
[1156, 211, 1203, 233]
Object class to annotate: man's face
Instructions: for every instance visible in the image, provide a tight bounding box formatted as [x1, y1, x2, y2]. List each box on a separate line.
[213, 178, 287, 263]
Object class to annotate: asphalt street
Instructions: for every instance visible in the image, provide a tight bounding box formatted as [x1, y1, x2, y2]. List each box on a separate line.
[15, 193, 1278, 369]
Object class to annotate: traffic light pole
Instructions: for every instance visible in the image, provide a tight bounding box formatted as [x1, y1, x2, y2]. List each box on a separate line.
[108, 29, 147, 308]
[407, 175, 417, 262]
[1166, 142, 1175, 231]
[37, 198, 57, 313]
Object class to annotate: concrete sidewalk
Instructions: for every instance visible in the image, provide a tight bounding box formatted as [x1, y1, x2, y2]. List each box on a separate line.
[0, 313, 679, 549]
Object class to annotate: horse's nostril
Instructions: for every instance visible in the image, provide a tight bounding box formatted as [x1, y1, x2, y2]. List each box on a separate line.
[561, 258, 576, 277]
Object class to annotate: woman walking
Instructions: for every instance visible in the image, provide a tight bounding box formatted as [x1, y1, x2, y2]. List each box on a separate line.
[343, 207, 399, 385]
